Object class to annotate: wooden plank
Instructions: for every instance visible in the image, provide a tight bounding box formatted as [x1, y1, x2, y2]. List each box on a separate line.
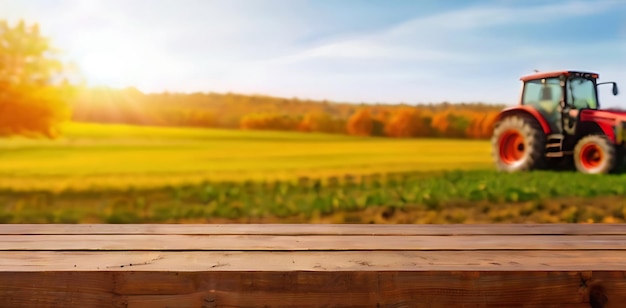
[2, 271, 624, 307]
[2, 250, 626, 272]
[1, 223, 625, 307]
[0, 272, 121, 307]
[2, 223, 626, 235]
[1, 234, 626, 251]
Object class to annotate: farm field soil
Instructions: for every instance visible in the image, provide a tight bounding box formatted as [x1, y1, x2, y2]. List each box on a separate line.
[1, 192, 624, 224]
[175, 195, 626, 224]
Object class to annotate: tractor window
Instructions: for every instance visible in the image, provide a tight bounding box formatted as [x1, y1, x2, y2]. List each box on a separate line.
[522, 77, 563, 133]
[567, 77, 598, 109]
[522, 77, 563, 113]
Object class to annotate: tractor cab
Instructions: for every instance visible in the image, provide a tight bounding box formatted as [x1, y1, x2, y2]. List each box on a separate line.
[520, 71, 616, 136]
[492, 70, 626, 174]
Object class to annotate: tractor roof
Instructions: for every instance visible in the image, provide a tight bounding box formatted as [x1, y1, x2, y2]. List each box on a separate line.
[520, 70, 599, 82]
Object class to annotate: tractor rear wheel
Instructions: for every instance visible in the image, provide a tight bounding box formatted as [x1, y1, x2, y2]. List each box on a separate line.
[573, 134, 617, 174]
[491, 115, 546, 172]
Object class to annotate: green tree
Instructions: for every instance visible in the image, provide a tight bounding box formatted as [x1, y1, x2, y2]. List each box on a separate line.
[0, 19, 75, 138]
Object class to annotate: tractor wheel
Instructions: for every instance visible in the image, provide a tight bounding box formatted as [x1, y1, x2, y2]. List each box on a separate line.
[573, 134, 616, 174]
[491, 115, 546, 172]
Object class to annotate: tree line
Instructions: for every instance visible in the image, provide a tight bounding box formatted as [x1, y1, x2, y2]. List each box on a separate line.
[70, 87, 504, 139]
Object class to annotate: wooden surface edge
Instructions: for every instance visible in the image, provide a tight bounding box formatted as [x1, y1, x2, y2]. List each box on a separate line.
[2, 223, 626, 235]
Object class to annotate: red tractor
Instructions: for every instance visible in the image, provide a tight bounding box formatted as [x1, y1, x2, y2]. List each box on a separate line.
[492, 70, 625, 174]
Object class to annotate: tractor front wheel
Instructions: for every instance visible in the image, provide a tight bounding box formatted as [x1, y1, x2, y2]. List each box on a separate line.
[573, 134, 617, 174]
[491, 115, 546, 172]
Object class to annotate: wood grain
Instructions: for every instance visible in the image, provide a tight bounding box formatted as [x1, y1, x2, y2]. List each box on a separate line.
[2, 223, 626, 307]
[1, 271, 623, 307]
[1, 234, 626, 251]
[1, 250, 626, 272]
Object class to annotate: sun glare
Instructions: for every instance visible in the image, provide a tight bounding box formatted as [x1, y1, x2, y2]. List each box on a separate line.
[79, 52, 125, 86]
[76, 42, 164, 92]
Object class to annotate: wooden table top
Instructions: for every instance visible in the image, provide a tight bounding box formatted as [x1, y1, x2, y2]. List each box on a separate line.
[1, 223, 626, 272]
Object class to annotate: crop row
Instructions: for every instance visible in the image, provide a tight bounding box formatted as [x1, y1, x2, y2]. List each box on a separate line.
[1, 170, 625, 224]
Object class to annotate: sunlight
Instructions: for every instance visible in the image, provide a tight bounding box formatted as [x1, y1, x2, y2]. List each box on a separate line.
[79, 51, 126, 87]
[71, 26, 156, 89]
[74, 41, 175, 93]
[69, 44, 150, 127]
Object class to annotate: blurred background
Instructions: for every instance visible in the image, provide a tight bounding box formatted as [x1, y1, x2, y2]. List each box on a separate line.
[1, 0, 625, 224]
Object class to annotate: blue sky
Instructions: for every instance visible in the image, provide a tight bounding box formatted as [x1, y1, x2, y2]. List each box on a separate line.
[2, 0, 626, 106]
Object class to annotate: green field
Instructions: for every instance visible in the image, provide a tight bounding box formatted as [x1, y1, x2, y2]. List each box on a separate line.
[0, 122, 493, 191]
[2, 122, 626, 224]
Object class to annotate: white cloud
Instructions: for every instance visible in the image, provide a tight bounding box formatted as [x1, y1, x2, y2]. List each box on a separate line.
[266, 0, 622, 65]
[230, 0, 625, 104]
[388, 0, 621, 35]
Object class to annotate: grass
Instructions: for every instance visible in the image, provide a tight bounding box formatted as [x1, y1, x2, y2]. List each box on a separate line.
[0, 122, 492, 191]
[1, 169, 626, 224]
[2, 122, 625, 224]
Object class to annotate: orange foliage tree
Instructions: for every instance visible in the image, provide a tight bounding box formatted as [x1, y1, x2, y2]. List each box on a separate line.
[0, 19, 75, 138]
[346, 108, 373, 136]
[481, 112, 500, 138]
[384, 107, 433, 138]
[298, 111, 346, 134]
[465, 111, 500, 139]
[68, 87, 505, 140]
[240, 113, 301, 131]
[431, 111, 471, 138]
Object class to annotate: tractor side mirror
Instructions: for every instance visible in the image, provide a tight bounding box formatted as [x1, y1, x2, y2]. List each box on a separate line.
[598, 81, 619, 96]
